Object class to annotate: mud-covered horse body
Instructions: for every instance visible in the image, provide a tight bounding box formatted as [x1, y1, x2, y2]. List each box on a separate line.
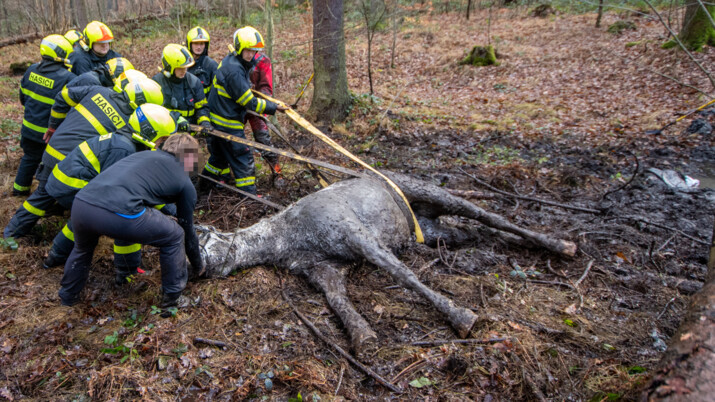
[198, 172, 575, 352]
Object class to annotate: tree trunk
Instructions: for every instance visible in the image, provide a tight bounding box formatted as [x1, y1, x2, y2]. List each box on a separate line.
[238, 0, 246, 25]
[595, 0, 603, 28]
[70, 0, 88, 28]
[308, 0, 350, 122]
[466, 0, 471, 20]
[265, 0, 274, 61]
[641, 236, 715, 399]
[674, 3, 715, 51]
[390, 8, 396, 68]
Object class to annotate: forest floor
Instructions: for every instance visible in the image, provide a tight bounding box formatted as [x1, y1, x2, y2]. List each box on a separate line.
[1, 5, 715, 401]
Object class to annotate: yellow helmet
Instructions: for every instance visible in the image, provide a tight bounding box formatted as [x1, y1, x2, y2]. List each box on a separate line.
[40, 34, 73, 64]
[161, 44, 195, 76]
[83, 21, 114, 49]
[124, 78, 164, 109]
[113, 69, 148, 92]
[186, 26, 210, 54]
[64, 29, 83, 45]
[233, 26, 264, 56]
[105, 57, 135, 81]
[129, 104, 177, 149]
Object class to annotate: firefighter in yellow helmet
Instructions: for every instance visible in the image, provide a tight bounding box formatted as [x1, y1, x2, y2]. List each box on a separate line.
[64, 29, 83, 46]
[69, 20, 122, 75]
[186, 26, 218, 96]
[65, 57, 135, 89]
[152, 44, 211, 132]
[11, 34, 76, 196]
[203, 27, 287, 194]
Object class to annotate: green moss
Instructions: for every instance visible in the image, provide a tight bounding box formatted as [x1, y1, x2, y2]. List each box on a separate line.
[607, 20, 636, 35]
[625, 41, 641, 47]
[459, 45, 499, 67]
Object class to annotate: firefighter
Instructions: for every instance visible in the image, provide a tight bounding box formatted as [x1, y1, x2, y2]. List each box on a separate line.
[65, 57, 135, 89]
[44, 104, 177, 281]
[152, 44, 211, 131]
[64, 30, 83, 46]
[186, 26, 218, 96]
[69, 21, 122, 75]
[12, 35, 76, 197]
[248, 46, 282, 181]
[3, 79, 164, 240]
[203, 26, 287, 194]
[59, 134, 203, 309]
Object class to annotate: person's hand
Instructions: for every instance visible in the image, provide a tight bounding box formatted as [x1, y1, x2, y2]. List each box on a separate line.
[43, 128, 56, 143]
[276, 104, 290, 112]
[177, 116, 189, 132]
[199, 121, 213, 135]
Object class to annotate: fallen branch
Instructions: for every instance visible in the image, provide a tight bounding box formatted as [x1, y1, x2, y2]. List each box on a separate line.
[193, 337, 228, 349]
[458, 168, 600, 214]
[410, 337, 508, 347]
[575, 260, 594, 288]
[279, 278, 403, 393]
[447, 189, 497, 200]
[617, 216, 709, 245]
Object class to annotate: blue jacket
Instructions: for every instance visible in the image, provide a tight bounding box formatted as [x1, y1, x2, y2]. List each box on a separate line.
[207, 53, 278, 133]
[69, 48, 122, 75]
[152, 72, 210, 125]
[188, 53, 218, 95]
[19, 60, 75, 143]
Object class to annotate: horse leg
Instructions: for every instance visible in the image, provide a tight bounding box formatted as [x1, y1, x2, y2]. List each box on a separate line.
[304, 261, 378, 354]
[346, 228, 477, 338]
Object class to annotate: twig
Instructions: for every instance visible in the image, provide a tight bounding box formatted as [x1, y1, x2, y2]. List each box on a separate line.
[411, 337, 508, 347]
[458, 168, 600, 214]
[618, 216, 709, 245]
[657, 296, 677, 320]
[391, 358, 428, 383]
[574, 260, 594, 288]
[335, 365, 345, 396]
[546, 259, 568, 279]
[642, 0, 715, 89]
[279, 277, 402, 393]
[193, 337, 228, 349]
[651, 70, 711, 97]
[601, 152, 640, 200]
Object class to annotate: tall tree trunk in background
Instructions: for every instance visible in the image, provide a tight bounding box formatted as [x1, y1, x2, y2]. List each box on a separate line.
[0, 0, 6, 35]
[265, 0, 274, 60]
[595, 0, 603, 28]
[676, 2, 715, 51]
[238, 0, 247, 25]
[309, 0, 350, 122]
[70, 0, 88, 28]
[466, 0, 472, 20]
[390, 6, 397, 68]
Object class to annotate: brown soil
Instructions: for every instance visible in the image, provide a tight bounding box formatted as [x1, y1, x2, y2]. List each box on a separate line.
[1, 7, 714, 401]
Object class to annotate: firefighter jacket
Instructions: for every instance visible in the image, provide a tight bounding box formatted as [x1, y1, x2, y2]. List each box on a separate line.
[208, 53, 278, 132]
[45, 85, 133, 164]
[75, 150, 200, 268]
[19, 60, 75, 143]
[188, 53, 218, 95]
[151, 72, 210, 125]
[65, 68, 113, 89]
[250, 53, 273, 96]
[69, 48, 122, 75]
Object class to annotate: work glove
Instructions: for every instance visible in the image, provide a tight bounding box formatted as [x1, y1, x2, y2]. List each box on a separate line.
[177, 116, 189, 132]
[199, 121, 213, 135]
[43, 127, 56, 143]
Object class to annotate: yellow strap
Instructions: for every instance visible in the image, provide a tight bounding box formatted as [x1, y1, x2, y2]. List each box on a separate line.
[79, 142, 101, 173]
[61, 224, 74, 241]
[22, 200, 45, 217]
[113, 243, 141, 254]
[75, 104, 109, 135]
[21, 87, 54, 105]
[51, 165, 88, 189]
[235, 176, 256, 187]
[51, 109, 67, 119]
[45, 144, 66, 161]
[13, 182, 30, 191]
[203, 162, 223, 176]
[61, 87, 78, 107]
[195, 98, 208, 108]
[253, 90, 425, 244]
[22, 118, 47, 133]
[197, 116, 210, 124]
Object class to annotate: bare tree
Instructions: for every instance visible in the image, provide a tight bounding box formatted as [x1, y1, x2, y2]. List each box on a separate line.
[309, 0, 350, 122]
[264, 0, 274, 60]
[358, 0, 386, 96]
[70, 0, 88, 28]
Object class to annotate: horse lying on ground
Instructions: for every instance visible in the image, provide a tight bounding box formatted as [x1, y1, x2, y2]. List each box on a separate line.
[198, 172, 576, 353]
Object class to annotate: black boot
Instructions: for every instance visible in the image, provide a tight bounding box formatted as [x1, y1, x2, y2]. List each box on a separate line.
[43, 250, 67, 269]
[114, 266, 138, 286]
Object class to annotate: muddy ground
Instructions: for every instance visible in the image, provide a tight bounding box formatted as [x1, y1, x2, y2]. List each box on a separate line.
[1, 6, 715, 401]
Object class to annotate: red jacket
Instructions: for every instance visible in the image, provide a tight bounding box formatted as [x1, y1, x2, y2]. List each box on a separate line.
[250, 53, 273, 96]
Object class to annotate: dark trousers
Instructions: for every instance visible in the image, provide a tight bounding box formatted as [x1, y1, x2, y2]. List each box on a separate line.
[59, 199, 188, 305]
[13, 136, 46, 193]
[247, 115, 278, 166]
[203, 128, 256, 194]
